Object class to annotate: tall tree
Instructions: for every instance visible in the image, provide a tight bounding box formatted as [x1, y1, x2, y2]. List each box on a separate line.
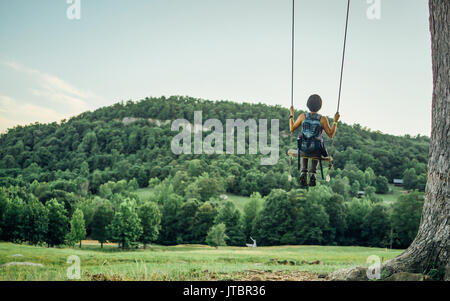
[345, 198, 373, 246]
[0, 189, 7, 238]
[243, 192, 262, 240]
[138, 201, 162, 249]
[158, 194, 183, 245]
[67, 208, 86, 248]
[45, 199, 69, 247]
[252, 189, 296, 246]
[383, 0, 449, 279]
[214, 201, 246, 246]
[403, 168, 418, 190]
[91, 201, 114, 248]
[293, 190, 329, 245]
[1, 198, 25, 242]
[176, 199, 200, 243]
[206, 223, 228, 249]
[191, 202, 218, 244]
[361, 204, 390, 248]
[391, 192, 424, 249]
[321, 193, 347, 245]
[23, 199, 48, 245]
[107, 199, 143, 249]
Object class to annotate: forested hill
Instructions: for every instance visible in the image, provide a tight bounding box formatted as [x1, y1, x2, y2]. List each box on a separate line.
[0, 96, 429, 196]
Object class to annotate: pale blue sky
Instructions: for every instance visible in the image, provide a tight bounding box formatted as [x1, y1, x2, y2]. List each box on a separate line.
[0, 0, 432, 136]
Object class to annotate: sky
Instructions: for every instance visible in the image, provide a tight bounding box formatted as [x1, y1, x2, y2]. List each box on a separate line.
[0, 0, 433, 136]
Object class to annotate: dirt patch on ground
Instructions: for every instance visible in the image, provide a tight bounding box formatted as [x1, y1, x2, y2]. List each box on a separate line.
[84, 272, 123, 281]
[81, 270, 326, 281]
[1, 262, 44, 268]
[268, 258, 322, 266]
[211, 270, 326, 281]
[81, 240, 118, 246]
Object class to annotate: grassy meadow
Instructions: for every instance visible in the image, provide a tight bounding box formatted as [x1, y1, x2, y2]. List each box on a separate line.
[0, 242, 402, 281]
[0, 185, 407, 281]
[378, 185, 407, 204]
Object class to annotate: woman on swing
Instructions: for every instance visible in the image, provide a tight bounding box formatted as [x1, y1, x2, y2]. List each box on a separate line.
[289, 94, 340, 187]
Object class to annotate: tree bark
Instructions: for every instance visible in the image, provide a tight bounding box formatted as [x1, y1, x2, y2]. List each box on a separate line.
[382, 0, 449, 280]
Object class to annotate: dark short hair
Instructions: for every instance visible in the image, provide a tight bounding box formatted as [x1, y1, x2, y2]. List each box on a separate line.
[307, 94, 322, 112]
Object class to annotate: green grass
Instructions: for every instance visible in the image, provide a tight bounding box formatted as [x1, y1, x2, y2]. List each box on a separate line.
[225, 194, 252, 212]
[0, 242, 403, 281]
[135, 187, 155, 202]
[136, 188, 253, 212]
[376, 184, 406, 204]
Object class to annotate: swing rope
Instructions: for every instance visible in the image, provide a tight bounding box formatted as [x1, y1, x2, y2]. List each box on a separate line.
[290, 0, 295, 110]
[288, 0, 295, 181]
[337, 0, 350, 113]
[328, 0, 351, 175]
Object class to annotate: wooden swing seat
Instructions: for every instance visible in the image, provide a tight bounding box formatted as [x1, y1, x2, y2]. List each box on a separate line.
[287, 149, 333, 162]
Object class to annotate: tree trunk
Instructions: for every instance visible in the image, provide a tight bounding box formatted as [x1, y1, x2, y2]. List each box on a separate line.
[382, 0, 449, 280]
[79, 240, 82, 248]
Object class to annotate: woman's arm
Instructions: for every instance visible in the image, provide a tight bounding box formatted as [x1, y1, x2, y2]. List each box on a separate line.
[321, 113, 340, 138]
[290, 110, 305, 133]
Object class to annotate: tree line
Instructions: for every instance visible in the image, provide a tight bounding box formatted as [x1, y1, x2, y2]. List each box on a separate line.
[0, 173, 424, 249]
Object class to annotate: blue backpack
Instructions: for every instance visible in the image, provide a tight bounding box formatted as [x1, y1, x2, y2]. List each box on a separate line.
[298, 113, 325, 156]
[297, 113, 328, 178]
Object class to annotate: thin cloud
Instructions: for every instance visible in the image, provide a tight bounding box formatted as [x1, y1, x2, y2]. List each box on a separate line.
[0, 95, 66, 132]
[3, 61, 104, 112]
[0, 61, 107, 131]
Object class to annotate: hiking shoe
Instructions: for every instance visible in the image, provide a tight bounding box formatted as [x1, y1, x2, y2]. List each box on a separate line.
[299, 173, 308, 187]
[309, 174, 317, 187]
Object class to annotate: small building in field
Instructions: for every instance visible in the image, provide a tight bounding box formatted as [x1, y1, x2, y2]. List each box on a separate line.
[393, 179, 404, 186]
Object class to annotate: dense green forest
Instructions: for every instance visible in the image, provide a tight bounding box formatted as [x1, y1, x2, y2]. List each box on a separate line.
[0, 96, 428, 249]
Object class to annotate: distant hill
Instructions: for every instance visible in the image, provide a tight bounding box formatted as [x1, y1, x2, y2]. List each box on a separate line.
[0, 96, 429, 195]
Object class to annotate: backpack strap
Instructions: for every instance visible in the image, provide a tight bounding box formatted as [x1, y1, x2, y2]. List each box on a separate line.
[297, 136, 302, 170]
[319, 157, 324, 180]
